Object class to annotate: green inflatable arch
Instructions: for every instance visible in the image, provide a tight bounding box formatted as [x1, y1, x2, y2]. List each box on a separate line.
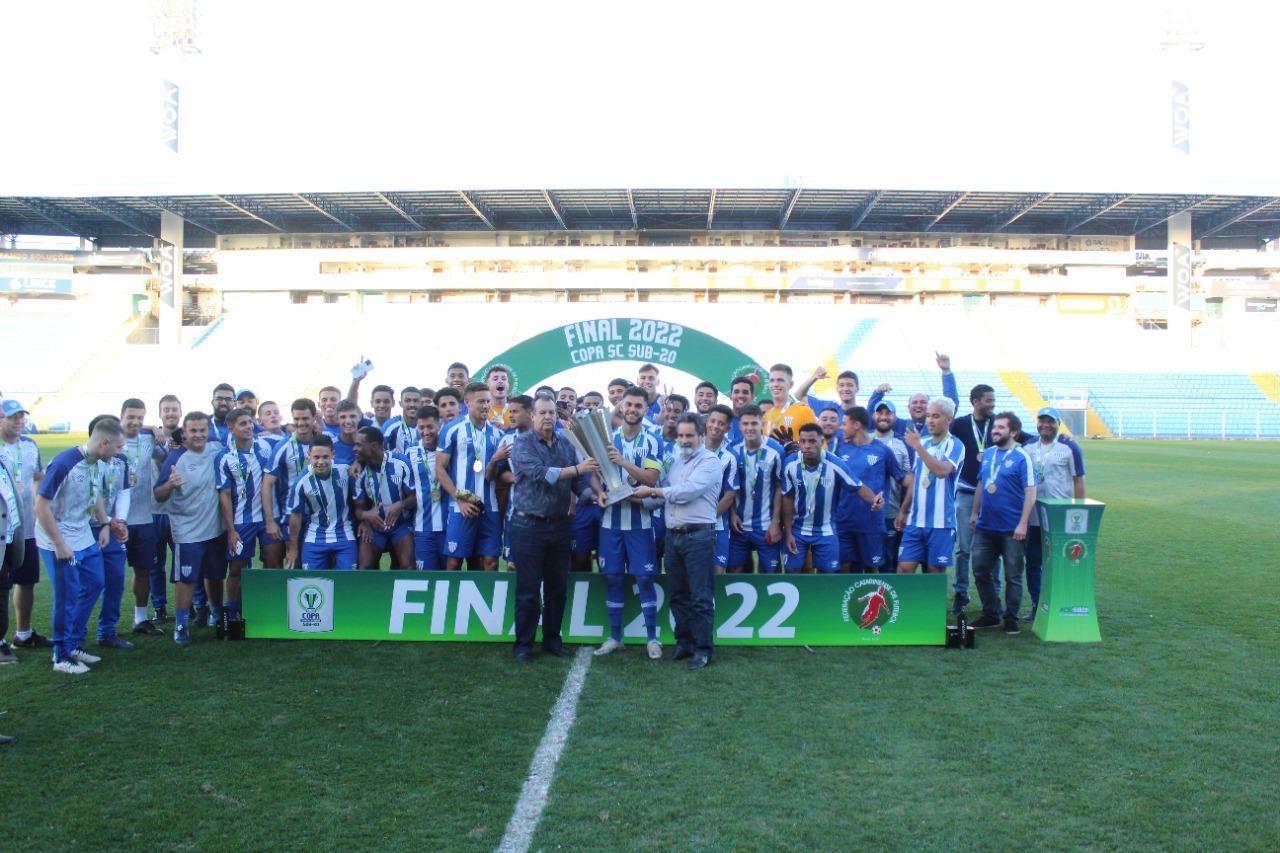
[476, 317, 768, 395]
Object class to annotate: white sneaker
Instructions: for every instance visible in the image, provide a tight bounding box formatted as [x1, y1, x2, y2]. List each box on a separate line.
[53, 659, 90, 675]
[593, 638, 623, 656]
[647, 639, 663, 660]
[70, 648, 102, 664]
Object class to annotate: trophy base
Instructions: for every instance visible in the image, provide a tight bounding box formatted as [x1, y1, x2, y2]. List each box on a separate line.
[603, 484, 635, 506]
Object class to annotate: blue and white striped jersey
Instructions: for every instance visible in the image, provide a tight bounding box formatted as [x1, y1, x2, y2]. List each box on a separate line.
[439, 418, 501, 509]
[782, 454, 861, 538]
[733, 442, 784, 531]
[904, 435, 966, 530]
[215, 441, 271, 525]
[707, 444, 741, 532]
[288, 465, 356, 544]
[353, 452, 415, 511]
[600, 427, 663, 531]
[405, 444, 446, 533]
[268, 435, 311, 522]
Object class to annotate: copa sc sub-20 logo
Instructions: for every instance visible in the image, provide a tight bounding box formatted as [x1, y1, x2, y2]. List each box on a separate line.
[287, 577, 335, 633]
[840, 578, 900, 637]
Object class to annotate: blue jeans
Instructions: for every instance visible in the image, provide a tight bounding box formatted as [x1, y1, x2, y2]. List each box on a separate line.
[971, 528, 1025, 622]
[509, 513, 572, 654]
[152, 514, 172, 610]
[666, 526, 715, 657]
[1024, 525, 1043, 607]
[953, 490, 974, 602]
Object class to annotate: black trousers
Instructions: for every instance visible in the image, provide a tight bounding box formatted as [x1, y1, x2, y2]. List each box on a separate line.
[509, 513, 572, 654]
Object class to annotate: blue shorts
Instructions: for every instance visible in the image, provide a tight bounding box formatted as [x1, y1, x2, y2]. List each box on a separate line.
[571, 501, 601, 555]
[898, 527, 957, 568]
[839, 530, 887, 572]
[301, 540, 358, 570]
[714, 523, 730, 568]
[14, 537, 40, 585]
[598, 526, 658, 576]
[263, 517, 289, 546]
[785, 531, 841, 573]
[367, 521, 413, 553]
[172, 536, 229, 585]
[445, 510, 501, 559]
[228, 521, 267, 562]
[125, 524, 158, 574]
[414, 530, 446, 570]
[728, 528, 782, 572]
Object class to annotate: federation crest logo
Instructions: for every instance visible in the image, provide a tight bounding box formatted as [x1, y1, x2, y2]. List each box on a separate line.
[1065, 509, 1088, 534]
[1063, 539, 1088, 564]
[841, 578, 901, 635]
[287, 577, 335, 633]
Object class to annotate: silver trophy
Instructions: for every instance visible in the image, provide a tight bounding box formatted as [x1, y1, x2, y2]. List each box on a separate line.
[566, 406, 634, 507]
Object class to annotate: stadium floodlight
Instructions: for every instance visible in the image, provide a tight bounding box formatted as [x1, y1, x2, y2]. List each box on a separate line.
[150, 0, 200, 54]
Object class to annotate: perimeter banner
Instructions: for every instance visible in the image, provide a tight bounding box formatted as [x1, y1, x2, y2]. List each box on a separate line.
[242, 570, 947, 646]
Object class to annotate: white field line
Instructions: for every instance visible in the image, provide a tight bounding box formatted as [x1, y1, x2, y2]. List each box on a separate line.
[495, 647, 593, 853]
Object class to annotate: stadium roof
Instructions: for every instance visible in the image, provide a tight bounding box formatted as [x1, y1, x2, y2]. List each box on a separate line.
[2, 189, 1278, 248]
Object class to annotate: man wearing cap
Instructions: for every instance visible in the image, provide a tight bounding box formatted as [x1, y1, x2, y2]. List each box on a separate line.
[0, 400, 54, 652]
[1021, 407, 1086, 621]
[235, 389, 264, 435]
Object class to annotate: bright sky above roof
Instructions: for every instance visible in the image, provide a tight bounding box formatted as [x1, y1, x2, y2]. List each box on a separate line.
[2, 0, 1277, 198]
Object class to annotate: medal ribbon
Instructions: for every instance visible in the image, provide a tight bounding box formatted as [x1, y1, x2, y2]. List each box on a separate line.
[987, 448, 1008, 490]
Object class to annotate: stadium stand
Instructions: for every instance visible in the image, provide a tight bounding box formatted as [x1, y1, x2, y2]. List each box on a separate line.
[17, 295, 1273, 440]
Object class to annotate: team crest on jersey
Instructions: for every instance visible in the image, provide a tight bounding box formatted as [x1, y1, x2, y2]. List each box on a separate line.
[1004, 459, 1014, 467]
[866, 454, 880, 466]
[841, 579, 900, 635]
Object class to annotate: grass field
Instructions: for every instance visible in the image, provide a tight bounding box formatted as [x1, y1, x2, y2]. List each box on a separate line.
[3, 435, 1278, 852]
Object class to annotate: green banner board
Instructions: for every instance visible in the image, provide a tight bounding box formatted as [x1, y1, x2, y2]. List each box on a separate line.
[242, 570, 948, 646]
[1032, 499, 1106, 642]
[474, 318, 769, 396]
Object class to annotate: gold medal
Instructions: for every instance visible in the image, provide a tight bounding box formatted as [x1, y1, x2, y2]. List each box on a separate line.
[430, 486, 441, 502]
[920, 473, 932, 489]
[130, 473, 138, 487]
[987, 482, 997, 494]
[472, 459, 484, 474]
